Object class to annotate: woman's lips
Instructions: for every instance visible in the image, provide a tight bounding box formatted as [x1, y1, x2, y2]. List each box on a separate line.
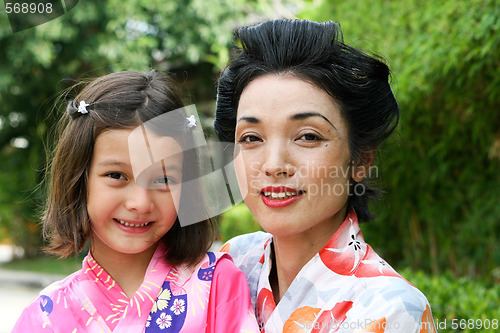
[260, 186, 305, 207]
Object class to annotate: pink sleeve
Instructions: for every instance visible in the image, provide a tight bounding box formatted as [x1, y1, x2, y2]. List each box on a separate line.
[206, 257, 260, 333]
[11, 299, 48, 333]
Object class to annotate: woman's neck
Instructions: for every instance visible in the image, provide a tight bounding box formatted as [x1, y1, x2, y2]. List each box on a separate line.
[91, 242, 157, 298]
[270, 209, 347, 305]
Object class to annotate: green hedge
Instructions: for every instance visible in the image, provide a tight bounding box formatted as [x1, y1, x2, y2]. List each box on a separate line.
[218, 203, 263, 242]
[400, 268, 500, 333]
[299, 0, 500, 281]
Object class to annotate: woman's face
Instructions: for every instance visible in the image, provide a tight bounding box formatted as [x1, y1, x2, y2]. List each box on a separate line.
[234, 74, 363, 240]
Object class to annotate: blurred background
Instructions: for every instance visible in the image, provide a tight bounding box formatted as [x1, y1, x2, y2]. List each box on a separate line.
[0, 0, 499, 332]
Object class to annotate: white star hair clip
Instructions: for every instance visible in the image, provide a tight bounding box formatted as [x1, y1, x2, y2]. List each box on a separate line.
[78, 101, 90, 114]
[186, 115, 196, 129]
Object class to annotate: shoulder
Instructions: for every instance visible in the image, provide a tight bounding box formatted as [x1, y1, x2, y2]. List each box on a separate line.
[193, 252, 251, 305]
[322, 239, 435, 332]
[341, 262, 435, 333]
[40, 269, 81, 293]
[211, 255, 247, 285]
[222, 231, 272, 266]
[208, 254, 261, 332]
[219, 232, 271, 305]
[12, 271, 81, 332]
[36, 270, 82, 308]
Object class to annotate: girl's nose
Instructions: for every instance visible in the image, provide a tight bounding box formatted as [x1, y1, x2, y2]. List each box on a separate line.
[262, 142, 295, 178]
[125, 185, 154, 214]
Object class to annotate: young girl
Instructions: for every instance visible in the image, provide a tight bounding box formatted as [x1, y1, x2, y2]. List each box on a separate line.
[13, 70, 259, 332]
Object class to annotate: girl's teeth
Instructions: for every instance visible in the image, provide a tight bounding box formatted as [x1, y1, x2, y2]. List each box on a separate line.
[115, 219, 150, 227]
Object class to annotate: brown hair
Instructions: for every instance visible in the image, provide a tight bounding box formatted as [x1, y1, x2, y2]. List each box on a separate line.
[43, 70, 215, 266]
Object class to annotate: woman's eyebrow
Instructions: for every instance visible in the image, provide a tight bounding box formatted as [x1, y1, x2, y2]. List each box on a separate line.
[237, 116, 260, 124]
[290, 112, 338, 131]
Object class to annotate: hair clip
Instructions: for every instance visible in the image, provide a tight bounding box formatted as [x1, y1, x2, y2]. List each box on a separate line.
[186, 115, 196, 129]
[66, 100, 90, 119]
[78, 101, 90, 114]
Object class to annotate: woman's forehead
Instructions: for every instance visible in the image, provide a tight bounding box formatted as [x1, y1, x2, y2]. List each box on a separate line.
[236, 74, 344, 128]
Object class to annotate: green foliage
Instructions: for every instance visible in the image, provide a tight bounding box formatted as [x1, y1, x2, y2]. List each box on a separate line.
[1, 255, 83, 276]
[301, 0, 500, 281]
[0, 0, 280, 254]
[218, 203, 263, 242]
[401, 268, 500, 333]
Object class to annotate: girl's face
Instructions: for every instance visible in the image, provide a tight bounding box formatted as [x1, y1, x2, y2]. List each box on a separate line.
[234, 74, 366, 241]
[87, 128, 183, 258]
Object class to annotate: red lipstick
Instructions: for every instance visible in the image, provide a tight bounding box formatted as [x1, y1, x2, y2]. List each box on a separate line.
[260, 186, 304, 208]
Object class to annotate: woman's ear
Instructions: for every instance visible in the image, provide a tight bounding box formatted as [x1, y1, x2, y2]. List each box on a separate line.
[351, 150, 376, 183]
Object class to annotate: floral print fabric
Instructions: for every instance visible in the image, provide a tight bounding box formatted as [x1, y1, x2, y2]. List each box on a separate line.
[13, 245, 259, 332]
[224, 210, 438, 333]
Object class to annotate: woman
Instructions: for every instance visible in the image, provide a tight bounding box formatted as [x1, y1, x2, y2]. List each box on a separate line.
[215, 20, 437, 332]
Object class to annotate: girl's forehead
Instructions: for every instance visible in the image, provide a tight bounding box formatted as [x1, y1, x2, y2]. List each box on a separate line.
[94, 128, 183, 167]
[127, 127, 184, 180]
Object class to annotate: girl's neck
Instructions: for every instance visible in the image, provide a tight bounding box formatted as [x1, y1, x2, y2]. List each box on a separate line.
[269, 209, 347, 305]
[91, 241, 158, 298]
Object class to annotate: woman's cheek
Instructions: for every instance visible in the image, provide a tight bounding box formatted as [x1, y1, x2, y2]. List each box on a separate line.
[233, 152, 250, 198]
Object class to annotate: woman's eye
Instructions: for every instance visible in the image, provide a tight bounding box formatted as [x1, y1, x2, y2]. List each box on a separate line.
[106, 172, 126, 180]
[238, 135, 261, 144]
[298, 133, 322, 141]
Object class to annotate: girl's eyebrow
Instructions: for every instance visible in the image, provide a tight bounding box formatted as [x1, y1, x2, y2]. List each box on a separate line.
[160, 163, 182, 173]
[290, 112, 338, 131]
[98, 160, 128, 167]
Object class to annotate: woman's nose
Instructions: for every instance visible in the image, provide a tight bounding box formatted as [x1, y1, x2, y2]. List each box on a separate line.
[125, 185, 154, 214]
[261, 142, 295, 178]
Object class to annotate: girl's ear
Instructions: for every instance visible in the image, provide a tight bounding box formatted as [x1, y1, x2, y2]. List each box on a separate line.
[351, 150, 376, 183]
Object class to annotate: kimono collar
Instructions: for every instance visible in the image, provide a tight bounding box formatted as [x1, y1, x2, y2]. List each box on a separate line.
[263, 210, 368, 276]
[317, 209, 368, 276]
[84, 243, 169, 292]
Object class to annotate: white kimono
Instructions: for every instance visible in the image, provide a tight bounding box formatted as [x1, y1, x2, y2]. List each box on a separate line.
[223, 210, 437, 333]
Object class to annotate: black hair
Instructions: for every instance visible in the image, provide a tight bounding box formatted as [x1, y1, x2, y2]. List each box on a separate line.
[214, 19, 399, 222]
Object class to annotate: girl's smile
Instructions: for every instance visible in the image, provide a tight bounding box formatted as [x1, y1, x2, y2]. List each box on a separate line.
[113, 218, 155, 233]
[113, 218, 153, 228]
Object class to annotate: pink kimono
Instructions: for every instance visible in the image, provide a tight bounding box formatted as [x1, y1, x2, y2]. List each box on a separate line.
[223, 210, 437, 333]
[13, 244, 259, 332]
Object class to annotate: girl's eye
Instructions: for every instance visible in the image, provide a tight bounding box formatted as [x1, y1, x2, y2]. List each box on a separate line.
[298, 133, 322, 141]
[238, 135, 261, 144]
[154, 177, 177, 185]
[106, 172, 126, 180]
